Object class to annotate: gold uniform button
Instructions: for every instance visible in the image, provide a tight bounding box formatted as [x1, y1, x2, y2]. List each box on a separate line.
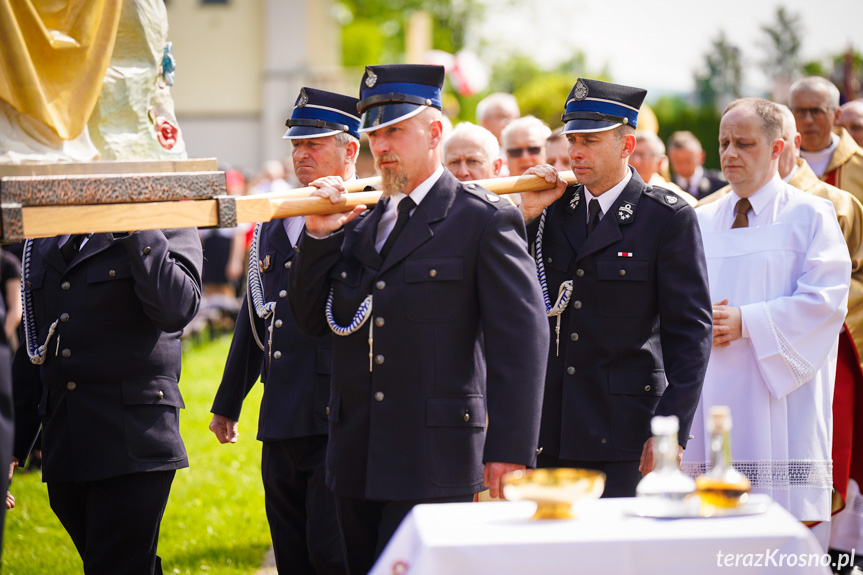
[570, 333, 579, 342]
[463, 412, 470, 422]
[566, 366, 575, 375]
[326, 406, 331, 415]
[429, 269, 437, 278]
[374, 391, 384, 402]
[61, 281, 71, 290]
[284, 261, 292, 269]
[340, 271, 347, 279]
[61, 348, 71, 358]
[66, 381, 76, 391]
[279, 290, 287, 298]
[142, 246, 151, 255]
[374, 317, 385, 327]
[158, 390, 164, 399]
[376, 280, 386, 290]
[601, 438, 607, 444]
[644, 385, 651, 392]
[273, 351, 282, 359]
[108, 269, 116, 277]
[60, 313, 70, 322]
[374, 354, 385, 365]
[572, 300, 582, 309]
[619, 269, 626, 276]
[575, 268, 584, 277]
[275, 320, 283, 328]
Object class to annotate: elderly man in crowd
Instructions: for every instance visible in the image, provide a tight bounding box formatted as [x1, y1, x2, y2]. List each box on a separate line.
[289, 64, 548, 575]
[839, 100, 863, 148]
[476, 92, 520, 177]
[668, 130, 727, 199]
[790, 77, 863, 200]
[628, 131, 696, 206]
[501, 115, 551, 177]
[545, 127, 572, 173]
[443, 122, 502, 182]
[683, 98, 850, 549]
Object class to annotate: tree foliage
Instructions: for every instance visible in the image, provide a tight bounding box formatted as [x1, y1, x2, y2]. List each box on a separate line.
[758, 6, 803, 81]
[695, 31, 743, 109]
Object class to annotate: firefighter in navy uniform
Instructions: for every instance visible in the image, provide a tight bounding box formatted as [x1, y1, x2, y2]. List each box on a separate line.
[519, 78, 713, 498]
[289, 65, 549, 575]
[12, 228, 202, 575]
[209, 88, 360, 574]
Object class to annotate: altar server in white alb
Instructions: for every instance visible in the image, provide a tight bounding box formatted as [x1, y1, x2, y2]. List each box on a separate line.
[682, 98, 851, 539]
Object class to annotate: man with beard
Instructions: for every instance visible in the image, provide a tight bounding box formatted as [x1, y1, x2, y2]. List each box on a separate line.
[209, 88, 359, 574]
[288, 64, 548, 575]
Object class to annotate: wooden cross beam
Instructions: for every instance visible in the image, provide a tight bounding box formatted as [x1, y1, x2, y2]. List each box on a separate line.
[0, 160, 577, 241]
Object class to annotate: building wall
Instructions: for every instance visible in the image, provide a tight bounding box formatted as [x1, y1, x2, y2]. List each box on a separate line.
[166, 0, 349, 173]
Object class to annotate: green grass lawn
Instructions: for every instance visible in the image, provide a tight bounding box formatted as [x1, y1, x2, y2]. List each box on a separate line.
[2, 335, 271, 574]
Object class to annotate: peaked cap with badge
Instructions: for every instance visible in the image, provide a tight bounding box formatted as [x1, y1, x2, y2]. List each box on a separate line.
[357, 64, 445, 132]
[283, 87, 361, 140]
[562, 77, 647, 134]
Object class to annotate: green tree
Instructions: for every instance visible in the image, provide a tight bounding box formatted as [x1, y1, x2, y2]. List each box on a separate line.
[758, 6, 803, 82]
[695, 31, 743, 109]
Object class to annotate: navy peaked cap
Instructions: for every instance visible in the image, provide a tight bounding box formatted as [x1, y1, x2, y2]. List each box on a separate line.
[283, 87, 361, 140]
[357, 64, 445, 132]
[561, 78, 647, 134]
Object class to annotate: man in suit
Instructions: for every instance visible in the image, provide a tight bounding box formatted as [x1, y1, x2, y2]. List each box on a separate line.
[289, 64, 548, 575]
[668, 130, 726, 200]
[209, 87, 359, 575]
[11, 228, 202, 574]
[519, 78, 713, 498]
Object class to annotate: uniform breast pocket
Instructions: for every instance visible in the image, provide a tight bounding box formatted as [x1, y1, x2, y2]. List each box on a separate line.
[405, 257, 463, 323]
[121, 376, 187, 463]
[596, 258, 650, 317]
[86, 261, 133, 284]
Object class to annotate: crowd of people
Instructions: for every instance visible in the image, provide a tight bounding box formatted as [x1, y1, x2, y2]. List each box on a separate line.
[5, 63, 863, 575]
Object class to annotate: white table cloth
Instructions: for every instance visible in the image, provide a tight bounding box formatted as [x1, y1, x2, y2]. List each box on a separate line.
[370, 498, 832, 575]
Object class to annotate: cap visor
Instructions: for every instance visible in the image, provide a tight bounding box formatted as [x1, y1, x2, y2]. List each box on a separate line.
[359, 104, 427, 133]
[562, 119, 621, 134]
[282, 126, 344, 140]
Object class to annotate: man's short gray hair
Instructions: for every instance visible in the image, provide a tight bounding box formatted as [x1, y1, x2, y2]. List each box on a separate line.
[334, 132, 360, 162]
[475, 93, 519, 123]
[444, 122, 500, 163]
[634, 131, 665, 155]
[500, 116, 552, 148]
[723, 98, 784, 142]
[789, 77, 841, 109]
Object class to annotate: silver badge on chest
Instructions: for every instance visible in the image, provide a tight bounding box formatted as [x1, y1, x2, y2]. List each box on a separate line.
[569, 190, 581, 211]
[665, 194, 678, 205]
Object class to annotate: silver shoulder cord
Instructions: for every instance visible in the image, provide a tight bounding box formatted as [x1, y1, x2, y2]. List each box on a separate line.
[535, 208, 574, 356]
[22, 238, 58, 365]
[247, 222, 276, 355]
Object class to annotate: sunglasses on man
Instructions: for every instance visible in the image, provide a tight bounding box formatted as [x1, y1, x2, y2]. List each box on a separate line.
[507, 146, 542, 157]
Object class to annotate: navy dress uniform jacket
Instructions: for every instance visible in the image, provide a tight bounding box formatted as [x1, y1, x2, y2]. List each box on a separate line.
[212, 219, 331, 439]
[13, 229, 203, 483]
[289, 170, 549, 501]
[529, 168, 712, 461]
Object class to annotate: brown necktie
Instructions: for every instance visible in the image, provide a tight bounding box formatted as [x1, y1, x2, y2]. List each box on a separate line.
[732, 198, 751, 229]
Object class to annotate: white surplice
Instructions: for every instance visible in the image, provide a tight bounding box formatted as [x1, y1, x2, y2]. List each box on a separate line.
[682, 174, 851, 522]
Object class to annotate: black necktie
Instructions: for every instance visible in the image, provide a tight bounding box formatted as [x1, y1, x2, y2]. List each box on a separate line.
[380, 196, 416, 260]
[587, 199, 602, 236]
[60, 234, 87, 265]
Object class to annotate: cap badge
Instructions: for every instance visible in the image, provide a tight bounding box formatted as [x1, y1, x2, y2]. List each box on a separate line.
[618, 203, 634, 222]
[297, 89, 308, 108]
[486, 193, 500, 203]
[573, 79, 589, 101]
[665, 194, 678, 205]
[365, 68, 378, 88]
[569, 189, 580, 211]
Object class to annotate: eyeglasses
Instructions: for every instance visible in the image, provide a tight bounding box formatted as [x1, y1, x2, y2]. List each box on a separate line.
[506, 146, 542, 157]
[791, 106, 834, 120]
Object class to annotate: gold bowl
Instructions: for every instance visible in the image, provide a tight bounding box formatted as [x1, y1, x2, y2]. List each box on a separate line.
[502, 468, 606, 519]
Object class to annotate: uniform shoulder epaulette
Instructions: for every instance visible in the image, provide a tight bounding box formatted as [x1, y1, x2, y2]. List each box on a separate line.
[643, 185, 688, 211]
[461, 182, 505, 208]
